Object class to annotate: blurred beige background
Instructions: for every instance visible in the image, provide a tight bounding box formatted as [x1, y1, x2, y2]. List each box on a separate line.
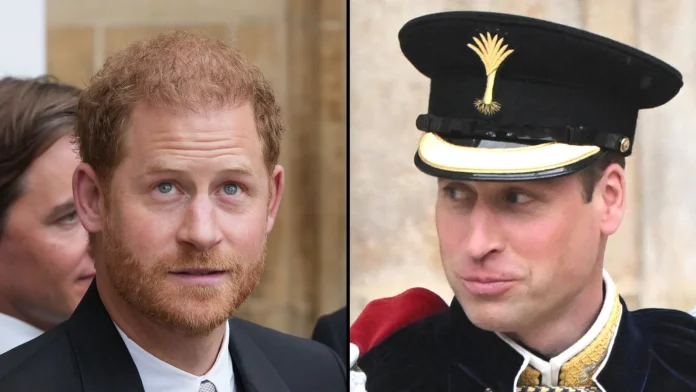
[46, 0, 347, 338]
[350, 0, 696, 322]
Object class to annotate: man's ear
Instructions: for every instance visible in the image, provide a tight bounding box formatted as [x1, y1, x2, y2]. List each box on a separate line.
[73, 163, 105, 234]
[265, 165, 285, 234]
[597, 163, 626, 236]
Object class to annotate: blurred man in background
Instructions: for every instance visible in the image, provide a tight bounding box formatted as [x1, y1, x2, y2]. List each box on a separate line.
[0, 77, 94, 354]
[312, 306, 347, 363]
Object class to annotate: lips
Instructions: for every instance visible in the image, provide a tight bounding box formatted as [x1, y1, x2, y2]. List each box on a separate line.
[169, 268, 228, 286]
[462, 276, 516, 283]
[461, 275, 519, 296]
[171, 269, 225, 275]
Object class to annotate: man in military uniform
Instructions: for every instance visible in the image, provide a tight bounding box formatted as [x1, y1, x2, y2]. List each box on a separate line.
[350, 11, 696, 392]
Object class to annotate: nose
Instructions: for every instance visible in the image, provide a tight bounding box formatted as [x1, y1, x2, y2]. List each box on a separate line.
[465, 204, 505, 262]
[176, 195, 223, 251]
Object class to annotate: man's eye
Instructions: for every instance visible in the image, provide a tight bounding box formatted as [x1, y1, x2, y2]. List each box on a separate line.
[222, 183, 239, 196]
[444, 186, 467, 201]
[505, 191, 532, 204]
[58, 211, 78, 225]
[156, 182, 175, 194]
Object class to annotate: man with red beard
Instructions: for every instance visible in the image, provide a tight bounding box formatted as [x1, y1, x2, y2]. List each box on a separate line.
[0, 31, 346, 392]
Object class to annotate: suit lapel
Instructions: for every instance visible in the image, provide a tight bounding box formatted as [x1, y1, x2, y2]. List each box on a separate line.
[66, 281, 145, 392]
[66, 281, 291, 392]
[227, 320, 291, 392]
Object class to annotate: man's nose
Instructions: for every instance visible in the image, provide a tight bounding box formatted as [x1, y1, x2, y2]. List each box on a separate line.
[465, 204, 505, 261]
[176, 196, 223, 252]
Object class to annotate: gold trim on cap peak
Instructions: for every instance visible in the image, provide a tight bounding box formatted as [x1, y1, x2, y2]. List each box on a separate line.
[417, 133, 601, 174]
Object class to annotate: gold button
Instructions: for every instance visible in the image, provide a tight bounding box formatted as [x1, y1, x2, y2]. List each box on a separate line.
[620, 137, 631, 153]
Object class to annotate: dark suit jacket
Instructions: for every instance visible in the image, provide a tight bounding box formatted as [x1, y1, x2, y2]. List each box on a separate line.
[0, 282, 347, 391]
[311, 306, 347, 364]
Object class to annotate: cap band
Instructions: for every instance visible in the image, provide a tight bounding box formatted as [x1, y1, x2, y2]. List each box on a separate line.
[416, 114, 630, 154]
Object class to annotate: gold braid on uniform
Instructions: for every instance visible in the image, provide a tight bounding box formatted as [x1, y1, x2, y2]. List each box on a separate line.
[517, 366, 541, 386]
[514, 295, 622, 392]
[516, 388, 600, 392]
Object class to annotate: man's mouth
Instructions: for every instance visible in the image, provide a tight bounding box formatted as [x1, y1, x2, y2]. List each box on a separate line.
[169, 269, 228, 286]
[170, 269, 226, 276]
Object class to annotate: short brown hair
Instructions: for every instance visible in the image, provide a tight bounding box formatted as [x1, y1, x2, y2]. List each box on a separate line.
[578, 151, 626, 202]
[0, 76, 80, 237]
[75, 30, 284, 185]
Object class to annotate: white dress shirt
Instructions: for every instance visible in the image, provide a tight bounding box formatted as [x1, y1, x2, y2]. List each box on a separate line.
[0, 313, 43, 354]
[115, 322, 235, 392]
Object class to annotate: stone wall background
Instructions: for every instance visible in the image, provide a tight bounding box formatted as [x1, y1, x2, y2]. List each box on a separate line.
[350, 0, 696, 322]
[46, 0, 347, 338]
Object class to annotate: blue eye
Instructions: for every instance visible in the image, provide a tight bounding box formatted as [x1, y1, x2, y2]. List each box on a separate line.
[157, 183, 174, 194]
[223, 184, 239, 195]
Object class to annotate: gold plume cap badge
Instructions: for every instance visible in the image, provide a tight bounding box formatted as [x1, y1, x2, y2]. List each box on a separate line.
[467, 32, 514, 115]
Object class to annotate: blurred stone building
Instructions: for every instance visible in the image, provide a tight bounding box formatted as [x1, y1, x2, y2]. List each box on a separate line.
[45, 0, 347, 338]
[351, 0, 696, 322]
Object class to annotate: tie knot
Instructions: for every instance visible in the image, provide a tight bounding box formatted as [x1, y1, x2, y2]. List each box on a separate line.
[199, 380, 218, 392]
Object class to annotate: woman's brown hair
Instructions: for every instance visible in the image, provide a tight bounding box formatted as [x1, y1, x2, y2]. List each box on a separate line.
[0, 76, 81, 237]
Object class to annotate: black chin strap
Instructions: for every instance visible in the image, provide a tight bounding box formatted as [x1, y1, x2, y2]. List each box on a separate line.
[416, 114, 629, 154]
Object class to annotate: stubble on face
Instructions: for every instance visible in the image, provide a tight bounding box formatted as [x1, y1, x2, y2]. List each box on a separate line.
[101, 211, 266, 337]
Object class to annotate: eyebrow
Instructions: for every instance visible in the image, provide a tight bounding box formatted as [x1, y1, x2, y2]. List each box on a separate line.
[438, 179, 475, 192]
[43, 200, 75, 223]
[439, 180, 540, 197]
[142, 159, 257, 177]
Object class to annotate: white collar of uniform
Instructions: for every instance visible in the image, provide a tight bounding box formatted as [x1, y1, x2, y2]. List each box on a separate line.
[114, 321, 235, 392]
[495, 269, 621, 389]
[0, 313, 43, 354]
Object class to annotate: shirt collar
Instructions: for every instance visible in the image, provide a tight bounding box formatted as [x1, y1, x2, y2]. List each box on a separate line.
[495, 269, 622, 388]
[115, 321, 234, 392]
[0, 313, 43, 354]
